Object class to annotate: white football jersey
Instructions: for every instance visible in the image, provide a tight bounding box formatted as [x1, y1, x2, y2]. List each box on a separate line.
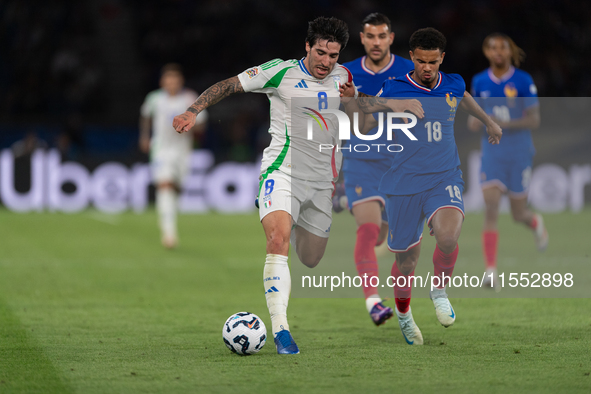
[237, 58, 352, 183]
[140, 88, 208, 156]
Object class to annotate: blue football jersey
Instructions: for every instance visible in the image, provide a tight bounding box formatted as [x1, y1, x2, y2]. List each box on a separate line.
[471, 66, 538, 157]
[377, 71, 466, 195]
[342, 54, 414, 161]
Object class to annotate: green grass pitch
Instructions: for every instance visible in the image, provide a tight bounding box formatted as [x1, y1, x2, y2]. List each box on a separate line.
[0, 208, 590, 393]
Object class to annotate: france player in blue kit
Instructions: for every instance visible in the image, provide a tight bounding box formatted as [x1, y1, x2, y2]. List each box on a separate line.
[468, 33, 548, 289]
[340, 13, 415, 327]
[341, 27, 502, 345]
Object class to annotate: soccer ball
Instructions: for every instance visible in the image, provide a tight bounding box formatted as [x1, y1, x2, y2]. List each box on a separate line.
[222, 312, 267, 355]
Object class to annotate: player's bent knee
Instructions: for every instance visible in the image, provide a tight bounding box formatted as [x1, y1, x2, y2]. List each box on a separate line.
[437, 237, 458, 254]
[266, 233, 289, 255]
[397, 259, 417, 275]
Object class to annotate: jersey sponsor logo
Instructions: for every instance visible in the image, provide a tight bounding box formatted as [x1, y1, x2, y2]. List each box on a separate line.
[480, 90, 490, 98]
[294, 79, 309, 88]
[245, 67, 260, 79]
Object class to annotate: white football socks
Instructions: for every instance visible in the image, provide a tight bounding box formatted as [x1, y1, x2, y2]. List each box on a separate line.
[365, 294, 381, 313]
[156, 188, 177, 241]
[263, 254, 291, 336]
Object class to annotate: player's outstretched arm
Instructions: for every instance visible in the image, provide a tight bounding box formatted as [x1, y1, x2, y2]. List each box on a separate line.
[460, 91, 502, 144]
[173, 76, 244, 133]
[466, 115, 483, 132]
[339, 82, 424, 119]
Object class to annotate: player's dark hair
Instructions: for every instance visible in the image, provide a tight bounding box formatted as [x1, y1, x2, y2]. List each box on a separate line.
[483, 33, 526, 67]
[306, 17, 349, 50]
[161, 63, 183, 76]
[409, 27, 446, 52]
[361, 13, 391, 32]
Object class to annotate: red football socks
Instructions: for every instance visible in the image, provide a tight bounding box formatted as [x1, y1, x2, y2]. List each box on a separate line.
[391, 262, 413, 313]
[354, 223, 381, 299]
[433, 244, 459, 289]
[529, 215, 538, 230]
[482, 230, 498, 269]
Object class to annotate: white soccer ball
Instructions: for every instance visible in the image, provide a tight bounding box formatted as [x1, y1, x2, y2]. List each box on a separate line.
[222, 312, 267, 355]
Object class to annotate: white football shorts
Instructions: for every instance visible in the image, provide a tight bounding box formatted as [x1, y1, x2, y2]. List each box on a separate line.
[258, 170, 334, 238]
[151, 150, 190, 185]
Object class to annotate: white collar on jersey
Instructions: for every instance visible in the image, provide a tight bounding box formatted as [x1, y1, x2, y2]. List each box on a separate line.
[487, 66, 515, 84]
[361, 54, 395, 75]
[405, 71, 442, 91]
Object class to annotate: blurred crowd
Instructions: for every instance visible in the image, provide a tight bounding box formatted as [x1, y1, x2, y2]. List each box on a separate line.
[1, 0, 105, 121]
[1, 0, 589, 161]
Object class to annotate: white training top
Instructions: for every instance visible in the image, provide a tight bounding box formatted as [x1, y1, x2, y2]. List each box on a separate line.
[141, 88, 208, 156]
[238, 58, 352, 183]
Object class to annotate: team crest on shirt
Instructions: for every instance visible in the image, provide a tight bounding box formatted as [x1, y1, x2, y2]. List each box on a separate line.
[355, 185, 362, 196]
[446, 93, 457, 121]
[504, 83, 518, 107]
[332, 75, 341, 90]
[246, 67, 260, 79]
[503, 83, 518, 98]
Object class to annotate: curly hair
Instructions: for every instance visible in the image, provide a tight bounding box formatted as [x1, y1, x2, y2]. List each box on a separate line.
[409, 27, 446, 52]
[306, 17, 349, 50]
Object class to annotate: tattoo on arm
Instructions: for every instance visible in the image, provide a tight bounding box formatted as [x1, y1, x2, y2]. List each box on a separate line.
[187, 76, 244, 114]
[357, 95, 391, 113]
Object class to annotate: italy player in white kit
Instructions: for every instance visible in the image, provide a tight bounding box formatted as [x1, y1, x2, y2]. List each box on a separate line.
[140, 64, 208, 249]
[173, 17, 354, 354]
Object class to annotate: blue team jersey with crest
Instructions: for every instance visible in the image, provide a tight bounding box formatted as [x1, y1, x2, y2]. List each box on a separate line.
[342, 54, 415, 161]
[378, 71, 466, 195]
[470, 67, 538, 157]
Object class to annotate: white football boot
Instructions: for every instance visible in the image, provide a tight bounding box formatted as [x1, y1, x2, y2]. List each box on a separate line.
[395, 306, 423, 345]
[430, 287, 456, 327]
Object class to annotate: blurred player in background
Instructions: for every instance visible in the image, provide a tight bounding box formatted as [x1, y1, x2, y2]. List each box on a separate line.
[468, 33, 548, 289]
[140, 64, 208, 249]
[173, 17, 354, 355]
[340, 13, 414, 327]
[341, 27, 502, 345]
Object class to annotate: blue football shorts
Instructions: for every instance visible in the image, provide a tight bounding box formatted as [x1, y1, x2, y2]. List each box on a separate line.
[386, 169, 465, 252]
[343, 157, 391, 222]
[480, 151, 533, 197]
